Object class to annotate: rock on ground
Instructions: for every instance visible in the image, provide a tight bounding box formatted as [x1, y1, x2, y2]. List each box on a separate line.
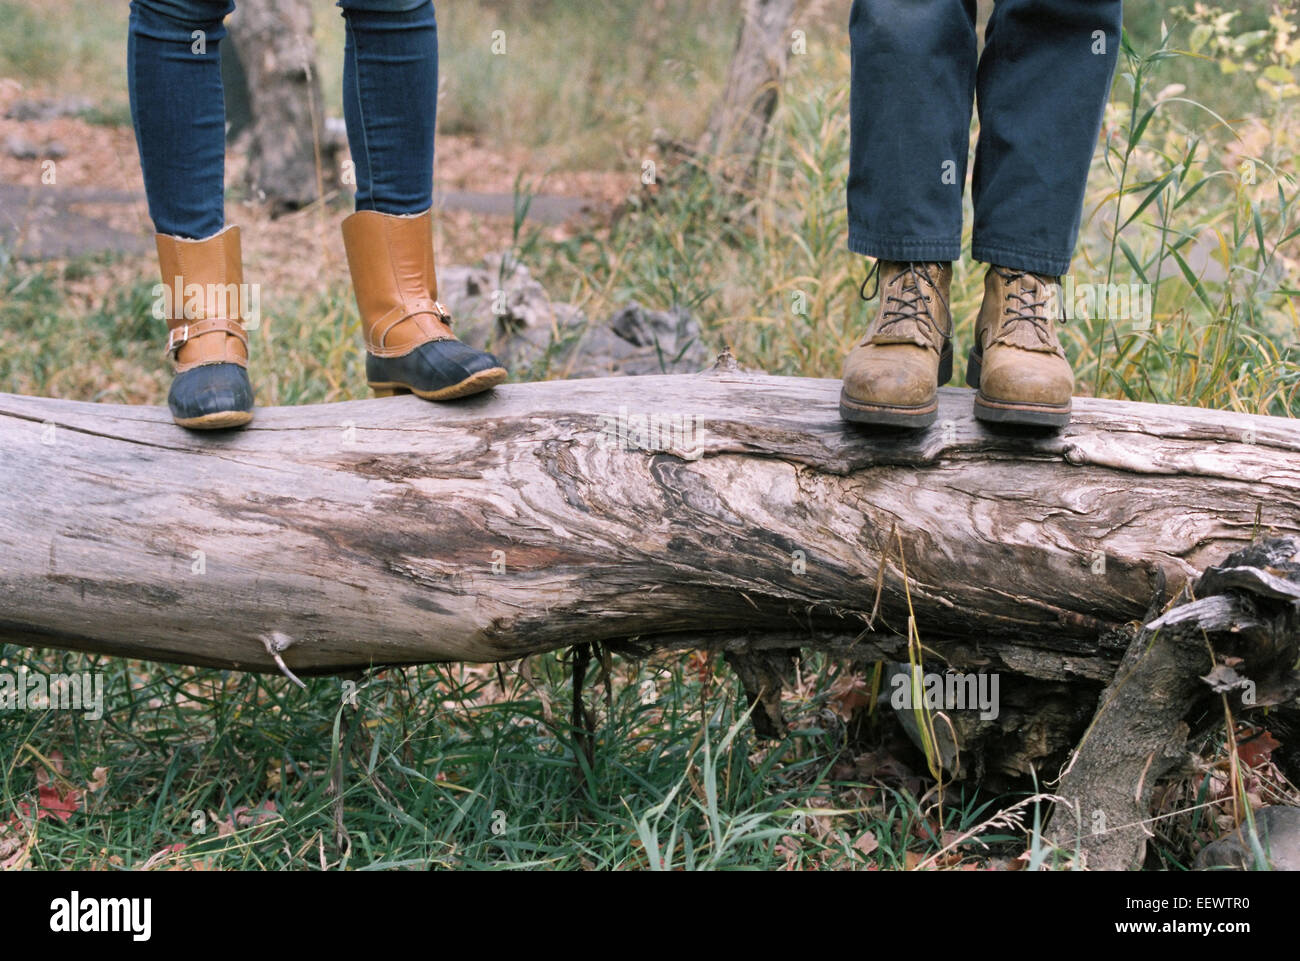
[440, 253, 713, 378]
[1193, 806, 1300, 871]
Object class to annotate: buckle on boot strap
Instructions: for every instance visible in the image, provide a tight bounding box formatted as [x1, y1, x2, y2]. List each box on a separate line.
[368, 302, 454, 356]
[166, 325, 190, 356]
[165, 318, 249, 359]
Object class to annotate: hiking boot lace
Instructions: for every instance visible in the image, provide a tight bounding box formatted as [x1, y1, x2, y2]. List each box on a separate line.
[992, 266, 1062, 347]
[859, 260, 952, 348]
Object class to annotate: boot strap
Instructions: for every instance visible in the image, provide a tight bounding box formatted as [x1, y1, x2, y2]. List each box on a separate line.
[367, 301, 454, 356]
[166, 317, 249, 366]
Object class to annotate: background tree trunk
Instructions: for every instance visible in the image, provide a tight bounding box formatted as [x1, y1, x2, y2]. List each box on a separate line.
[702, 0, 798, 178]
[226, 0, 336, 214]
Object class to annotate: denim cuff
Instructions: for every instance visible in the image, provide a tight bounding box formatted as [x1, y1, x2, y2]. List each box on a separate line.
[971, 237, 1072, 277]
[847, 228, 961, 264]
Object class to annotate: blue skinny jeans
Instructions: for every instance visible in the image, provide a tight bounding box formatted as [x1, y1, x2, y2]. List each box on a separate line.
[128, 0, 437, 238]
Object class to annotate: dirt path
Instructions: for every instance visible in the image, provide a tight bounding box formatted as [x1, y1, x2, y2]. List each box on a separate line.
[1, 88, 628, 284]
[0, 181, 599, 263]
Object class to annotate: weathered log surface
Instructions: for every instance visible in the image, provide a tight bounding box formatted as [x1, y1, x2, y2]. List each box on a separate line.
[1, 370, 1298, 679]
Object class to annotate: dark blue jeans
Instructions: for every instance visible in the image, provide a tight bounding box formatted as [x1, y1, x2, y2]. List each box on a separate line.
[848, 0, 1122, 276]
[127, 0, 437, 239]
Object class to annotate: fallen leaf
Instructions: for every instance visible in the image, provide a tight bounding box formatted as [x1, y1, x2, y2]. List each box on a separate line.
[233, 800, 279, 829]
[774, 834, 802, 871]
[212, 811, 236, 839]
[829, 673, 873, 722]
[35, 784, 81, 823]
[1239, 729, 1281, 769]
[1201, 663, 1245, 693]
[140, 842, 188, 871]
[0, 824, 24, 864]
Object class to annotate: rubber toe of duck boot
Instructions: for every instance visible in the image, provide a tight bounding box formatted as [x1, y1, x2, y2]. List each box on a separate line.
[168, 363, 255, 430]
[367, 340, 507, 400]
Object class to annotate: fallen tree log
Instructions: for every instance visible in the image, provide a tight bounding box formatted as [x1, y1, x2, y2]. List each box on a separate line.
[5, 365, 1299, 868]
[2, 365, 1297, 676]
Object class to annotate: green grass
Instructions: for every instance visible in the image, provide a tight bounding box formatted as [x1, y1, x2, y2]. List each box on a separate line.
[313, 0, 745, 171]
[0, 0, 128, 113]
[435, 0, 739, 168]
[1, 647, 1044, 870]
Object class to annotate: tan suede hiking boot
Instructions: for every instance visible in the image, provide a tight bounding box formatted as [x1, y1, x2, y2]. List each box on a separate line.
[967, 266, 1073, 429]
[840, 261, 953, 428]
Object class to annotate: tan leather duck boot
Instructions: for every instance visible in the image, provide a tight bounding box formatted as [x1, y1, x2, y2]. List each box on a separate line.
[156, 225, 254, 430]
[342, 208, 506, 400]
[967, 266, 1073, 429]
[840, 261, 953, 428]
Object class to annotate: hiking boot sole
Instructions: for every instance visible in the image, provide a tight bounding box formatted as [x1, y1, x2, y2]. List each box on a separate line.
[839, 391, 939, 428]
[966, 347, 1071, 429]
[838, 342, 951, 430]
[971, 394, 1071, 428]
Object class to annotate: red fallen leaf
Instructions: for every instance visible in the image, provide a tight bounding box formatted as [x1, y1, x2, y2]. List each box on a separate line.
[1238, 729, 1281, 769]
[36, 783, 82, 823]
